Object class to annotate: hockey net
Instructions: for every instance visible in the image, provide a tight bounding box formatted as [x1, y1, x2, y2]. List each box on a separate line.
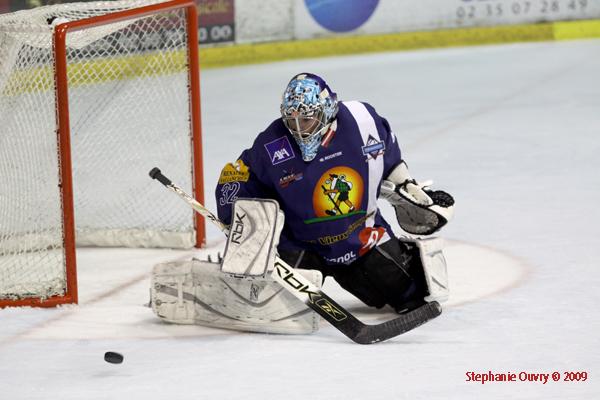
[0, 0, 203, 307]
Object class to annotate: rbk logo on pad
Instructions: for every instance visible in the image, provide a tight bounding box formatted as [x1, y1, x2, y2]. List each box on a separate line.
[265, 136, 295, 165]
[231, 212, 246, 244]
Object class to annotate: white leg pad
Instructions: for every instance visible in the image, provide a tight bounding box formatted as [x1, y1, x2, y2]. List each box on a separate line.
[150, 259, 322, 334]
[221, 198, 284, 277]
[405, 237, 450, 303]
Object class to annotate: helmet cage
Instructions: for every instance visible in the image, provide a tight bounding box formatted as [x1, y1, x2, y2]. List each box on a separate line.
[282, 108, 326, 142]
[280, 73, 338, 159]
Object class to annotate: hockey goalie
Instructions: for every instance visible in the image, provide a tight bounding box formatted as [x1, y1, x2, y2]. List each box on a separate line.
[150, 73, 455, 335]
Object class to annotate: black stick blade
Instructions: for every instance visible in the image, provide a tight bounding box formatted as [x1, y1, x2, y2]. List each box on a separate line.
[304, 284, 442, 344]
[353, 301, 442, 344]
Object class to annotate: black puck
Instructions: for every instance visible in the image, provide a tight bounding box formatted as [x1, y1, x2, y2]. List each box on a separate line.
[104, 351, 124, 364]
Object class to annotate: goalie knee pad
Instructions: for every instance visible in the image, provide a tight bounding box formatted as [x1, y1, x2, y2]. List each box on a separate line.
[150, 258, 322, 334]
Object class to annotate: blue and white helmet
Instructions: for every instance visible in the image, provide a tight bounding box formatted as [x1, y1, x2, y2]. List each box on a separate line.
[281, 73, 338, 162]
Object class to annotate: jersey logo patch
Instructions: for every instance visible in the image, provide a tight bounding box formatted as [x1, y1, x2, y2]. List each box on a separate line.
[279, 169, 303, 188]
[358, 226, 386, 256]
[319, 151, 342, 163]
[313, 212, 374, 244]
[218, 159, 250, 184]
[304, 166, 364, 224]
[264, 136, 295, 165]
[361, 135, 385, 161]
[325, 251, 357, 265]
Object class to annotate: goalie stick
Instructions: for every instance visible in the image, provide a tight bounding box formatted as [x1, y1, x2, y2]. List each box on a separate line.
[149, 167, 442, 344]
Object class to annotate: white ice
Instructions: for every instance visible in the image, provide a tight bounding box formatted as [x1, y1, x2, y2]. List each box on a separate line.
[1, 39, 600, 399]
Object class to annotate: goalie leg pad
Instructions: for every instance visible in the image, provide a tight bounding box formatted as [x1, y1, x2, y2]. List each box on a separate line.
[401, 237, 449, 303]
[221, 198, 284, 277]
[151, 258, 322, 334]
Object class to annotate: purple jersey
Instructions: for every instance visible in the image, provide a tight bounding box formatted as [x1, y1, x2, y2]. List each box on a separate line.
[215, 101, 403, 265]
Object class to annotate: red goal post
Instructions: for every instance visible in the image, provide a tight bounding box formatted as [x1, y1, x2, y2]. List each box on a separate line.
[0, 0, 205, 308]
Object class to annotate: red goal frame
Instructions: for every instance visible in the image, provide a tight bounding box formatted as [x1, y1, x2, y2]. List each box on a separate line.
[0, 0, 204, 308]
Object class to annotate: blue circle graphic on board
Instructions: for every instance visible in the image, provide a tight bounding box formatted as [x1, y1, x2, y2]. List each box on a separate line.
[305, 0, 380, 33]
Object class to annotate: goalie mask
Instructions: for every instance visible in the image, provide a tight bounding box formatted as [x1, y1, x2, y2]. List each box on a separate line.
[280, 73, 338, 162]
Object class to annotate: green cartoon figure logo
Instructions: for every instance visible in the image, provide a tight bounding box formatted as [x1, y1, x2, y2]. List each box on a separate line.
[322, 174, 355, 216]
[306, 166, 364, 224]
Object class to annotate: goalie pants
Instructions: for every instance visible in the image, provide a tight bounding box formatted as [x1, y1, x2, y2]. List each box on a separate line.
[278, 238, 426, 313]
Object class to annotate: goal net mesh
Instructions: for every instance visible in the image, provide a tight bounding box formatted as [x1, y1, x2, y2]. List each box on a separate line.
[0, 0, 197, 301]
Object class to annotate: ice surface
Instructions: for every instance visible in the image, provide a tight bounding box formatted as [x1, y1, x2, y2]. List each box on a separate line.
[1, 39, 599, 399]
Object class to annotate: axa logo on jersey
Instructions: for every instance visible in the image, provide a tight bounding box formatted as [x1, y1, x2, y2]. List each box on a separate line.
[273, 148, 291, 163]
[265, 136, 295, 165]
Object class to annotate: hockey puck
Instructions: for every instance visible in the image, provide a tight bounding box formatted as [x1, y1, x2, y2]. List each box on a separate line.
[104, 351, 124, 364]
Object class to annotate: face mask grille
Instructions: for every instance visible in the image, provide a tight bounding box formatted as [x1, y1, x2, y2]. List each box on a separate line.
[282, 110, 325, 142]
